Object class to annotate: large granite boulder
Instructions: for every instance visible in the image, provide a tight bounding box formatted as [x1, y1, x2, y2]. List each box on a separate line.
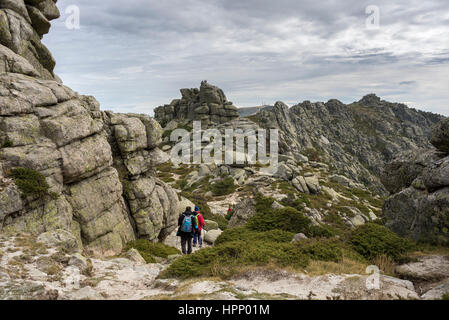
[431, 118, 449, 154]
[383, 118, 449, 245]
[228, 198, 257, 228]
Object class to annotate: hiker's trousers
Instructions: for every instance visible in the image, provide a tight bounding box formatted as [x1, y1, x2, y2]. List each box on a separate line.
[181, 235, 193, 255]
[193, 230, 203, 246]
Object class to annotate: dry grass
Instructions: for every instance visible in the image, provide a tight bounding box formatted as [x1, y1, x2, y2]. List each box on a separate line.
[304, 258, 368, 276]
[408, 245, 449, 257]
[372, 255, 396, 276]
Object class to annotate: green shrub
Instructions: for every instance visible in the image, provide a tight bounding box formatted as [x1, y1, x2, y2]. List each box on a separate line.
[309, 224, 338, 238]
[246, 207, 313, 234]
[296, 239, 343, 263]
[281, 195, 310, 211]
[349, 223, 414, 261]
[10, 167, 50, 197]
[255, 194, 275, 213]
[210, 177, 236, 196]
[215, 227, 294, 245]
[161, 240, 309, 279]
[125, 239, 180, 263]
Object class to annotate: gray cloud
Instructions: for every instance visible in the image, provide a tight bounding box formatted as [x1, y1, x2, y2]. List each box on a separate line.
[44, 0, 449, 116]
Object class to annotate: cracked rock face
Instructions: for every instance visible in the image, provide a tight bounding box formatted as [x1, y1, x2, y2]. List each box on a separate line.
[0, 2, 181, 257]
[252, 97, 444, 195]
[382, 119, 449, 245]
[0, 72, 180, 256]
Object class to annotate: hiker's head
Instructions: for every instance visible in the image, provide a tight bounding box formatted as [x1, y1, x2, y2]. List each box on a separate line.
[194, 206, 199, 212]
[186, 206, 192, 212]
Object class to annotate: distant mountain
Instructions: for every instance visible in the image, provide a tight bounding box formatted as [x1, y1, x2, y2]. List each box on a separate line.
[238, 105, 274, 117]
[251, 94, 445, 194]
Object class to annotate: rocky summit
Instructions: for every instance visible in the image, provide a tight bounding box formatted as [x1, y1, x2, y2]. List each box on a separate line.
[1, 1, 449, 301]
[154, 80, 240, 127]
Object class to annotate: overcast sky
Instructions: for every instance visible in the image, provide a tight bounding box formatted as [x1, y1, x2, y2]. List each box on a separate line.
[43, 0, 449, 116]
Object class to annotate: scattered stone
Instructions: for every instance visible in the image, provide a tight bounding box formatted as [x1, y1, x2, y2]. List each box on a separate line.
[125, 248, 146, 265]
[68, 253, 90, 273]
[291, 233, 308, 243]
[204, 229, 223, 245]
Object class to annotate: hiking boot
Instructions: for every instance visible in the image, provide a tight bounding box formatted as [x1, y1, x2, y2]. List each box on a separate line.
[193, 243, 197, 248]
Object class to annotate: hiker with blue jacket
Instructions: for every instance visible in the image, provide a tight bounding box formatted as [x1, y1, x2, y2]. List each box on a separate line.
[177, 206, 198, 255]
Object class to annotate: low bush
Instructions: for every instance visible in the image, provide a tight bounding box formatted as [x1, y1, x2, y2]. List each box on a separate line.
[215, 227, 294, 245]
[210, 177, 236, 196]
[10, 167, 50, 198]
[162, 237, 351, 280]
[246, 207, 312, 234]
[295, 239, 343, 263]
[349, 223, 414, 261]
[126, 239, 180, 263]
[161, 240, 309, 279]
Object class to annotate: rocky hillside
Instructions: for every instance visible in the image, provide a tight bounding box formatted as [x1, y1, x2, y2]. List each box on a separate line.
[249, 96, 444, 195]
[0, 0, 185, 257]
[382, 118, 449, 245]
[1, 2, 448, 301]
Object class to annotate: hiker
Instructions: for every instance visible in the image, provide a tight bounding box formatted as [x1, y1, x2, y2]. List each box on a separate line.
[193, 206, 205, 248]
[177, 206, 197, 255]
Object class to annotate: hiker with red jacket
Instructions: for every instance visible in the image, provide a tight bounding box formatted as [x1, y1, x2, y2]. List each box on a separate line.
[193, 206, 205, 248]
[177, 206, 197, 255]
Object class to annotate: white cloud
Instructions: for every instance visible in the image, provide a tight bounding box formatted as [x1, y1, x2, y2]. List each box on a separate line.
[44, 0, 449, 115]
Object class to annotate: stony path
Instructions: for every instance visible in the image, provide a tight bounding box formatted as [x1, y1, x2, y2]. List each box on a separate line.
[1, 233, 448, 300]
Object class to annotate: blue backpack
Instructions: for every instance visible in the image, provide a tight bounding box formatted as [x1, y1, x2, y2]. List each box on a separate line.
[181, 215, 193, 233]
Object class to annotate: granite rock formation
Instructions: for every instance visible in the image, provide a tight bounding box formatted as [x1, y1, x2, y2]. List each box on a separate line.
[154, 80, 240, 127]
[382, 118, 449, 245]
[251, 96, 444, 194]
[0, 1, 182, 257]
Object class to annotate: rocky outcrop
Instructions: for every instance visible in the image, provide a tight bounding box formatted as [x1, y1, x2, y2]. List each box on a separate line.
[154, 80, 239, 127]
[382, 118, 449, 245]
[228, 198, 257, 228]
[252, 97, 444, 194]
[0, 3, 181, 256]
[0, 0, 59, 80]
